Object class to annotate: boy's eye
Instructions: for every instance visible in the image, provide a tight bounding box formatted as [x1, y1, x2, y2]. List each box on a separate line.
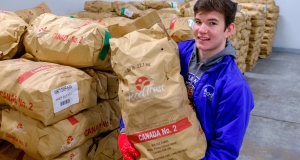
[195, 21, 202, 24]
[210, 22, 217, 25]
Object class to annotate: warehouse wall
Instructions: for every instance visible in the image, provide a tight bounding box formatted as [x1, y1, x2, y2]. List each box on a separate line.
[0, 0, 299, 52]
[273, 0, 300, 52]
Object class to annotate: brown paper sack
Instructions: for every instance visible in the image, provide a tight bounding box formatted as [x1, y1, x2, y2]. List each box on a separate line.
[51, 139, 93, 160]
[0, 141, 36, 160]
[157, 8, 182, 16]
[162, 17, 195, 43]
[24, 13, 112, 70]
[182, 8, 194, 17]
[0, 59, 97, 126]
[139, 9, 156, 17]
[0, 10, 27, 60]
[0, 101, 119, 160]
[129, 1, 146, 10]
[108, 11, 206, 160]
[84, 1, 114, 13]
[158, 13, 179, 20]
[88, 129, 122, 160]
[0, 139, 93, 160]
[15, 2, 52, 24]
[144, 0, 181, 10]
[71, 11, 119, 20]
[85, 69, 119, 100]
[113, 2, 141, 19]
[98, 17, 133, 27]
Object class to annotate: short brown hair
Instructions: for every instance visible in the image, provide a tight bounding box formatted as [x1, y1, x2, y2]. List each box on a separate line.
[193, 0, 237, 29]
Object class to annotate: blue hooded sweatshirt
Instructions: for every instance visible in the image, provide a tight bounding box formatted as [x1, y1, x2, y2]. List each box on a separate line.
[178, 39, 254, 159]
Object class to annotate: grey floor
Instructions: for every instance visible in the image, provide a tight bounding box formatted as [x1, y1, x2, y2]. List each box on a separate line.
[238, 52, 300, 160]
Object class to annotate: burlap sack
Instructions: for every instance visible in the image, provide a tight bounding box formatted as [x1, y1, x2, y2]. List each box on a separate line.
[250, 11, 266, 20]
[108, 11, 206, 160]
[84, 1, 114, 12]
[267, 4, 279, 13]
[24, 13, 112, 70]
[0, 10, 27, 60]
[129, 1, 146, 10]
[264, 26, 275, 33]
[240, 45, 249, 54]
[162, 17, 194, 43]
[15, 2, 52, 24]
[88, 129, 122, 160]
[267, 13, 279, 20]
[251, 19, 266, 27]
[241, 29, 250, 40]
[266, 19, 276, 26]
[0, 101, 119, 160]
[235, 12, 245, 24]
[113, 2, 141, 19]
[98, 17, 133, 27]
[240, 3, 268, 14]
[85, 69, 119, 100]
[237, 21, 247, 31]
[0, 59, 97, 126]
[262, 33, 273, 40]
[248, 40, 261, 49]
[246, 20, 252, 30]
[250, 26, 264, 34]
[71, 11, 119, 20]
[144, 0, 181, 10]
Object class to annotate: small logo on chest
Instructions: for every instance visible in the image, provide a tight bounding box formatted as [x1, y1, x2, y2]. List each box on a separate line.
[203, 85, 214, 100]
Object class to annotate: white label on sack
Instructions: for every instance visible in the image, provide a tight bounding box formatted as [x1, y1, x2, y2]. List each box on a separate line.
[171, 2, 178, 9]
[124, 9, 134, 17]
[237, 5, 242, 12]
[51, 82, 79, 113]
[264, 5, 268, 13]
[188, 19, 195, 29]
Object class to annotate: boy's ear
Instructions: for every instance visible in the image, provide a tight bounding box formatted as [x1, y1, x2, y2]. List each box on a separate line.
[225, 23, 235, 38]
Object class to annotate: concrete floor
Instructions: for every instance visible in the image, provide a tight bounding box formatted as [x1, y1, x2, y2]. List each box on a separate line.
[238, 52, 300, 160]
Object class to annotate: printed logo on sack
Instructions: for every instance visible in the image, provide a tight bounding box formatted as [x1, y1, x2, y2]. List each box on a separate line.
[12, 123, 27, 135]
[60, 136, 79, 152]
[135, 76, 150, 90]
[70, 153, 79, 160]
[202, 84, 214, 100]
[128, 76, 165, 102]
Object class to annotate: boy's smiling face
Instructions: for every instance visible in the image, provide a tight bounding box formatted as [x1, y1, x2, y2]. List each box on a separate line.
[193, 10, 234, 59]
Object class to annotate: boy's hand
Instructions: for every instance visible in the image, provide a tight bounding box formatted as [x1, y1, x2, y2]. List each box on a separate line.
[118, 133, 140, 160]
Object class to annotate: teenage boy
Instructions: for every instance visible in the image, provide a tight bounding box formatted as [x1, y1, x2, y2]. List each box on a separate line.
[118, 0, 254, 159]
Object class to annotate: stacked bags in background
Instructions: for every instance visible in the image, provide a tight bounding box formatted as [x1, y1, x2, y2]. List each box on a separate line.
[0, 2, 122, 160]
[229, 9, 252, 73]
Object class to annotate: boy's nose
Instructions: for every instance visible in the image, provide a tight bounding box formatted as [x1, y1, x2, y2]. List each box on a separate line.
[198, 24, 208, 33]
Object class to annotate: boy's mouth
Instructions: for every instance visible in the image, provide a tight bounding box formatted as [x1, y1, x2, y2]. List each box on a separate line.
[198, 37, 210, 41]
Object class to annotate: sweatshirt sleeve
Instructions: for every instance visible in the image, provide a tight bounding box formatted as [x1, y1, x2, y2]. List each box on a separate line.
[120, 116, 125, 133]
[203, 80, 254, 160]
